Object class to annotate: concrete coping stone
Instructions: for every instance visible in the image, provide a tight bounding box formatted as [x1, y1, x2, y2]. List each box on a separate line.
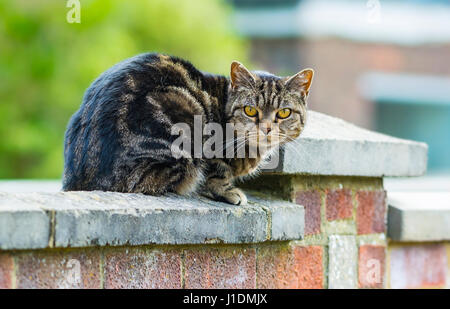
[0, 190, 304, 250]
[388, 192, 450, 242]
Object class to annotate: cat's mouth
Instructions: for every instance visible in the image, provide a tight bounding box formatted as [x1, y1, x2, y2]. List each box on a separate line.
[246, 134, 284, 149]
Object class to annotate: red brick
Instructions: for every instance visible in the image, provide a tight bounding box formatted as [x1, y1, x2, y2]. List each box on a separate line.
[358, 245, 385, 288]
[104, 247, 181, 289]
[326, 189, 353, 221]
[184, 247, 256, 289]
[390, 244, 447, 289]
[257, 244, 323, 289]
[16, 250, 101, 289]
[295, 190, 321, 235]
[356, 191, 386, 234]
[293, 246, 324, 289]
[0, 254, 14, 289]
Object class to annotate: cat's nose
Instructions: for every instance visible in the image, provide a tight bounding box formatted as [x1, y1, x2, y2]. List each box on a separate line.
[260, 125, 272, 135]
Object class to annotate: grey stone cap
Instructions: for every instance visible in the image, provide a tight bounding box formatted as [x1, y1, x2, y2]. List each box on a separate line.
[0, 191, 304, 250]
[264, 111, 428, 177]
[388, 192, 450, 242]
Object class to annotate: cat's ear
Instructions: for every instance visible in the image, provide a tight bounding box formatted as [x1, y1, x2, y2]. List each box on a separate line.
[284, 69, 314, 98]
[230, 61, 256, 90]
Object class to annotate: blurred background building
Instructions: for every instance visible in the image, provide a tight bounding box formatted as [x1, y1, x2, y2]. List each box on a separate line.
[230, 0, 450, 174]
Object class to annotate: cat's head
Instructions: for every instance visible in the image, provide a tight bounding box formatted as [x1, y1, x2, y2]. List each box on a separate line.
[225, 61, 313, 150]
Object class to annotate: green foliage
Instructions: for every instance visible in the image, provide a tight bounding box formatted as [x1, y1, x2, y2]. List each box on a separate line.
[0, 0, 247, 179]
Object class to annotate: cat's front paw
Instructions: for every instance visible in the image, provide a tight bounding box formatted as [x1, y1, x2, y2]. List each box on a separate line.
[221, 188, 248, 206]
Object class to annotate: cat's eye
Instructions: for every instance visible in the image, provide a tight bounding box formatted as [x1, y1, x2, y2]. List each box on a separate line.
[277, 108, 291, 119]
[244, 106, 258, 117]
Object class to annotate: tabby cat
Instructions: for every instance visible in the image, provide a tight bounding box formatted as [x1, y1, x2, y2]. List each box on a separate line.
[63, 53, 313, 205]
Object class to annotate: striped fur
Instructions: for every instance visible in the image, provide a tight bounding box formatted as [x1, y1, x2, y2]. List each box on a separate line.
[63, 53, 313, 205]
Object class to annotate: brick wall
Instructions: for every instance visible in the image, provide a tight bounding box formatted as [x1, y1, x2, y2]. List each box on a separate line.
[244, 175, 388, 289]
[2, 175, 447, 289]
[388, 243, 449, 289]
[0, 244, 318, 289]
[4, 242, 449, 289]
[0, 175, 389, 289]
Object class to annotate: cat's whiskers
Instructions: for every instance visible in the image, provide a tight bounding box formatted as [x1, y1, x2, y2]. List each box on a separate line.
[212, 135, 246, 154]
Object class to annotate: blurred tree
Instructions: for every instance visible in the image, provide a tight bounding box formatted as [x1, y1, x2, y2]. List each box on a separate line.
[0, 0, 248, 179]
